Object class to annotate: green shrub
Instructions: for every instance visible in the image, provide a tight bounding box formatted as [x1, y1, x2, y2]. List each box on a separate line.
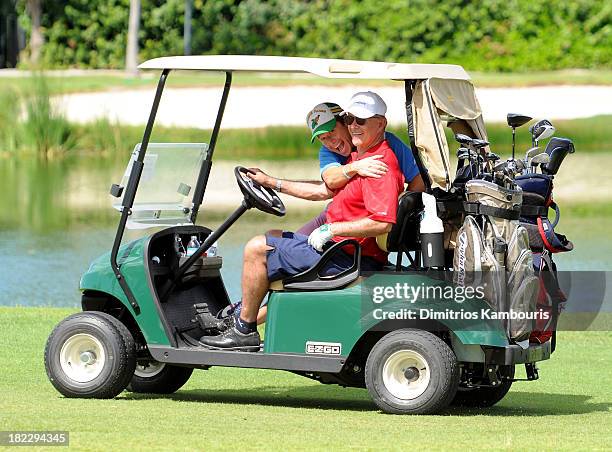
[80, 118, 126, 155]
[17, 0, 612, 71]
[0, 88, 22, 153]
[20, 74, 75, 157]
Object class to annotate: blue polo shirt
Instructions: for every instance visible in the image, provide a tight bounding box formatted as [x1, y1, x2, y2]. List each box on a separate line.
[318, 131, 419, 183]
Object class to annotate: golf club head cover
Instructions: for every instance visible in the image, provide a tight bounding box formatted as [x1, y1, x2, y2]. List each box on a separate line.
[537, 217, 574, 253]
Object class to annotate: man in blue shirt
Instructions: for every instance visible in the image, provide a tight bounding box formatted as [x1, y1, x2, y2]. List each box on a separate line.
[249, 97, 424, 235]
[294, 97, 425, 233]
[315, 101, 422, 188]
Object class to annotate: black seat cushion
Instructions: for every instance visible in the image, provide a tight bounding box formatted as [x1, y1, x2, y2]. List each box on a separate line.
[384, 191, 423, 252]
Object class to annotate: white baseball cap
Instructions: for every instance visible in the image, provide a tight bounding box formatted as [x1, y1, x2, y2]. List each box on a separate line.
[306, 102, 343, 143]
[342, 91, 387, 119]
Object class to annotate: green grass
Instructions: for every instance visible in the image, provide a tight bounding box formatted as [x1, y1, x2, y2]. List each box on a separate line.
[4, 113, 611, 161]
[1, 307, 610, 450]
[1, 68, 611, 96]
[470, 69, 612, 87]
[470, 115, 612, 155]
[70, 114, 612, 160]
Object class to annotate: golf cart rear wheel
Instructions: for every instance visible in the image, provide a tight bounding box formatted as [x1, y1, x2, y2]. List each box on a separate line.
[452, 365, 515, 408]
[365, 329, 459, 415]
[44, 312, 136, 399]
[127, 362, 194, 394]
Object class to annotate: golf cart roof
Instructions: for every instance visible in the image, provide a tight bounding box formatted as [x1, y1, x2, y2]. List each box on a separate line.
[138, 55, 471, 81]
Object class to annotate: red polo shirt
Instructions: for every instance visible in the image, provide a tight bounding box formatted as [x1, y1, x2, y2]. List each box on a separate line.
[325, 140, 404, 263]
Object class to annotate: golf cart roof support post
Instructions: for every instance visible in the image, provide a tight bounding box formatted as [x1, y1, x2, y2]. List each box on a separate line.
[404, 79, 432, 192]
[110, 68, 170, 314]
[190, 71, 233, 224]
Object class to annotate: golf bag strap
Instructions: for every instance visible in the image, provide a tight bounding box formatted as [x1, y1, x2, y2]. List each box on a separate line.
[463, 202, 521, 220]
[521, 205, 548, 217]
[437, 200, 463, 216]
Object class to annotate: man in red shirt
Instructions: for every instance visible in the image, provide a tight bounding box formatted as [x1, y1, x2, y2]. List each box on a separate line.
[200, 92, 405, 351]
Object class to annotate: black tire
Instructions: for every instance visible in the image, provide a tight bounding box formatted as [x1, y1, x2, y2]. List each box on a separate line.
[452, 365, 515, 408]
[44, 312, 136, 399]
[365, 329, 459, 415]
[127, 362, 193, 394]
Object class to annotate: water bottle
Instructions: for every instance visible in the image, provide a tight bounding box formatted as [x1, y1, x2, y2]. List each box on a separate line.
[175, 236, 186, 257]
[207, 241, 219, 257]
[419, 193, 445, 268]
[186, 236, 200, 257]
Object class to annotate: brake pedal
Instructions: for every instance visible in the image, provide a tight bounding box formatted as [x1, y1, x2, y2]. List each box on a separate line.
[192, 303, 222, 332]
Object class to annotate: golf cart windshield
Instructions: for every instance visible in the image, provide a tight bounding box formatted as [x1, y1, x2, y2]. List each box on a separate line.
[113, 143, 208, 229]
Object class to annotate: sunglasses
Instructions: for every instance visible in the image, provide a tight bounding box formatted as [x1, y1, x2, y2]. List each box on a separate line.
[342, 114, 368, 126]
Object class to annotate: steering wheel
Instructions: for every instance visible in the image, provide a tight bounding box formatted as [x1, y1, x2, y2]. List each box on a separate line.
[234, 166, 286, 217]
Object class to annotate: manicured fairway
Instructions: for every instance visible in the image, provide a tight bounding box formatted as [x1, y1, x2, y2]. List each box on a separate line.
[1, 307, 610, 450]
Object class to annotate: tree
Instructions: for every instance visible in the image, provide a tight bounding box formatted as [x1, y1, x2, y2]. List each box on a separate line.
[184, 0, 192, 55]
[125, 0, 140, 74]
[25, 0, 42, 65]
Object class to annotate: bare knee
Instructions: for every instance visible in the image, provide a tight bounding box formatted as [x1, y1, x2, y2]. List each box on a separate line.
[244, 235, 270, 259]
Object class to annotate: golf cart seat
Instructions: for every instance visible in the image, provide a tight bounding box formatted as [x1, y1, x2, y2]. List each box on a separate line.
[269, 239, 362, 292]
[376, 191, 423, 254]
[270, 192, 424, 291]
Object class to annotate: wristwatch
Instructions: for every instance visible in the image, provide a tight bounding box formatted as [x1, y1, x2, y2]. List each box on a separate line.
[342, 164, 352, 180]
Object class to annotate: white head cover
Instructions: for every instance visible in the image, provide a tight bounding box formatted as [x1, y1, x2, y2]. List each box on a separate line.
[343, 91, 387, 119]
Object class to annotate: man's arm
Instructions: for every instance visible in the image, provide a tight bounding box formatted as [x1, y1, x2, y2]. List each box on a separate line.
[329, 218, 392, 237]
[385, 131, 425, 192]
[322, 156, 389, 190]
[308, 217, 392, 251]
[247, 168, 333, 201]
[407, 173, 426, 192]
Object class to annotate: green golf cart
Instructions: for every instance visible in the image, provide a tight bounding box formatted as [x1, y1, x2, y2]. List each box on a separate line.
[44, 56, 554, 415]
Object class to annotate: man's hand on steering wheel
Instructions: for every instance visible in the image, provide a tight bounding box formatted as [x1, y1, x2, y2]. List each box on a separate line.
[246, 167, 274, 188]
[234, 166, 286, 217]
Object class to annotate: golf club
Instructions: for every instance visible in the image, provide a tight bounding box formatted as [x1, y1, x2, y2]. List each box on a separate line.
[529, 119, 555, 147]
[543, 137, 576, 175]
[530, 153, 551, 173]
[506, 113, 532, 161]
[524, 146, 540, 174]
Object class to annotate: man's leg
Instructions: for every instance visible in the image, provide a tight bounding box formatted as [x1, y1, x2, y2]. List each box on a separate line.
[200, 232, 323, 350]
[239, 235, 272, 324]
[199, 234, 271, 350]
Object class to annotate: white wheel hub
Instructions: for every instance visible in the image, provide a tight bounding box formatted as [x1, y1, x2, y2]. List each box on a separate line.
[382, 350, 431, 400]
[59, 333, 106, 383]
[134, 361, 166, 378]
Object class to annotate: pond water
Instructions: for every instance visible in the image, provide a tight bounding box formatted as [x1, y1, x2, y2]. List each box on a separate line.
[0, 155, 610, 307]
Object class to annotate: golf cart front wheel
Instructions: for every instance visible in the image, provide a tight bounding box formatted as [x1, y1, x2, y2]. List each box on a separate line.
[127, 362, 194, 394]
[365, 329, 459, 415]
[44, 312, 136, 399]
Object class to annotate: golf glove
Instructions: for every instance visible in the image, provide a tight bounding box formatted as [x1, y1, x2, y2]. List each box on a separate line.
[308, 224, 333, 251]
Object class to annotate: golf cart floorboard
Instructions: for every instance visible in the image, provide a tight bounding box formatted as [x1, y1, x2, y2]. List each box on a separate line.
[148, 345, 346, 372]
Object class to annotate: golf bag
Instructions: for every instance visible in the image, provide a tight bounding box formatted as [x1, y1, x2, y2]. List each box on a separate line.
[515, 173, 571, 345]
[453, 180, 539, 343]
[529, 250, 566, 345]
[515, 174, 573, 254]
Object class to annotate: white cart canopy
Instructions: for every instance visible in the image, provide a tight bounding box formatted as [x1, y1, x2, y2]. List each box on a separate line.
[139, 55, 485, 190]
[139, 55, 470, 81]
